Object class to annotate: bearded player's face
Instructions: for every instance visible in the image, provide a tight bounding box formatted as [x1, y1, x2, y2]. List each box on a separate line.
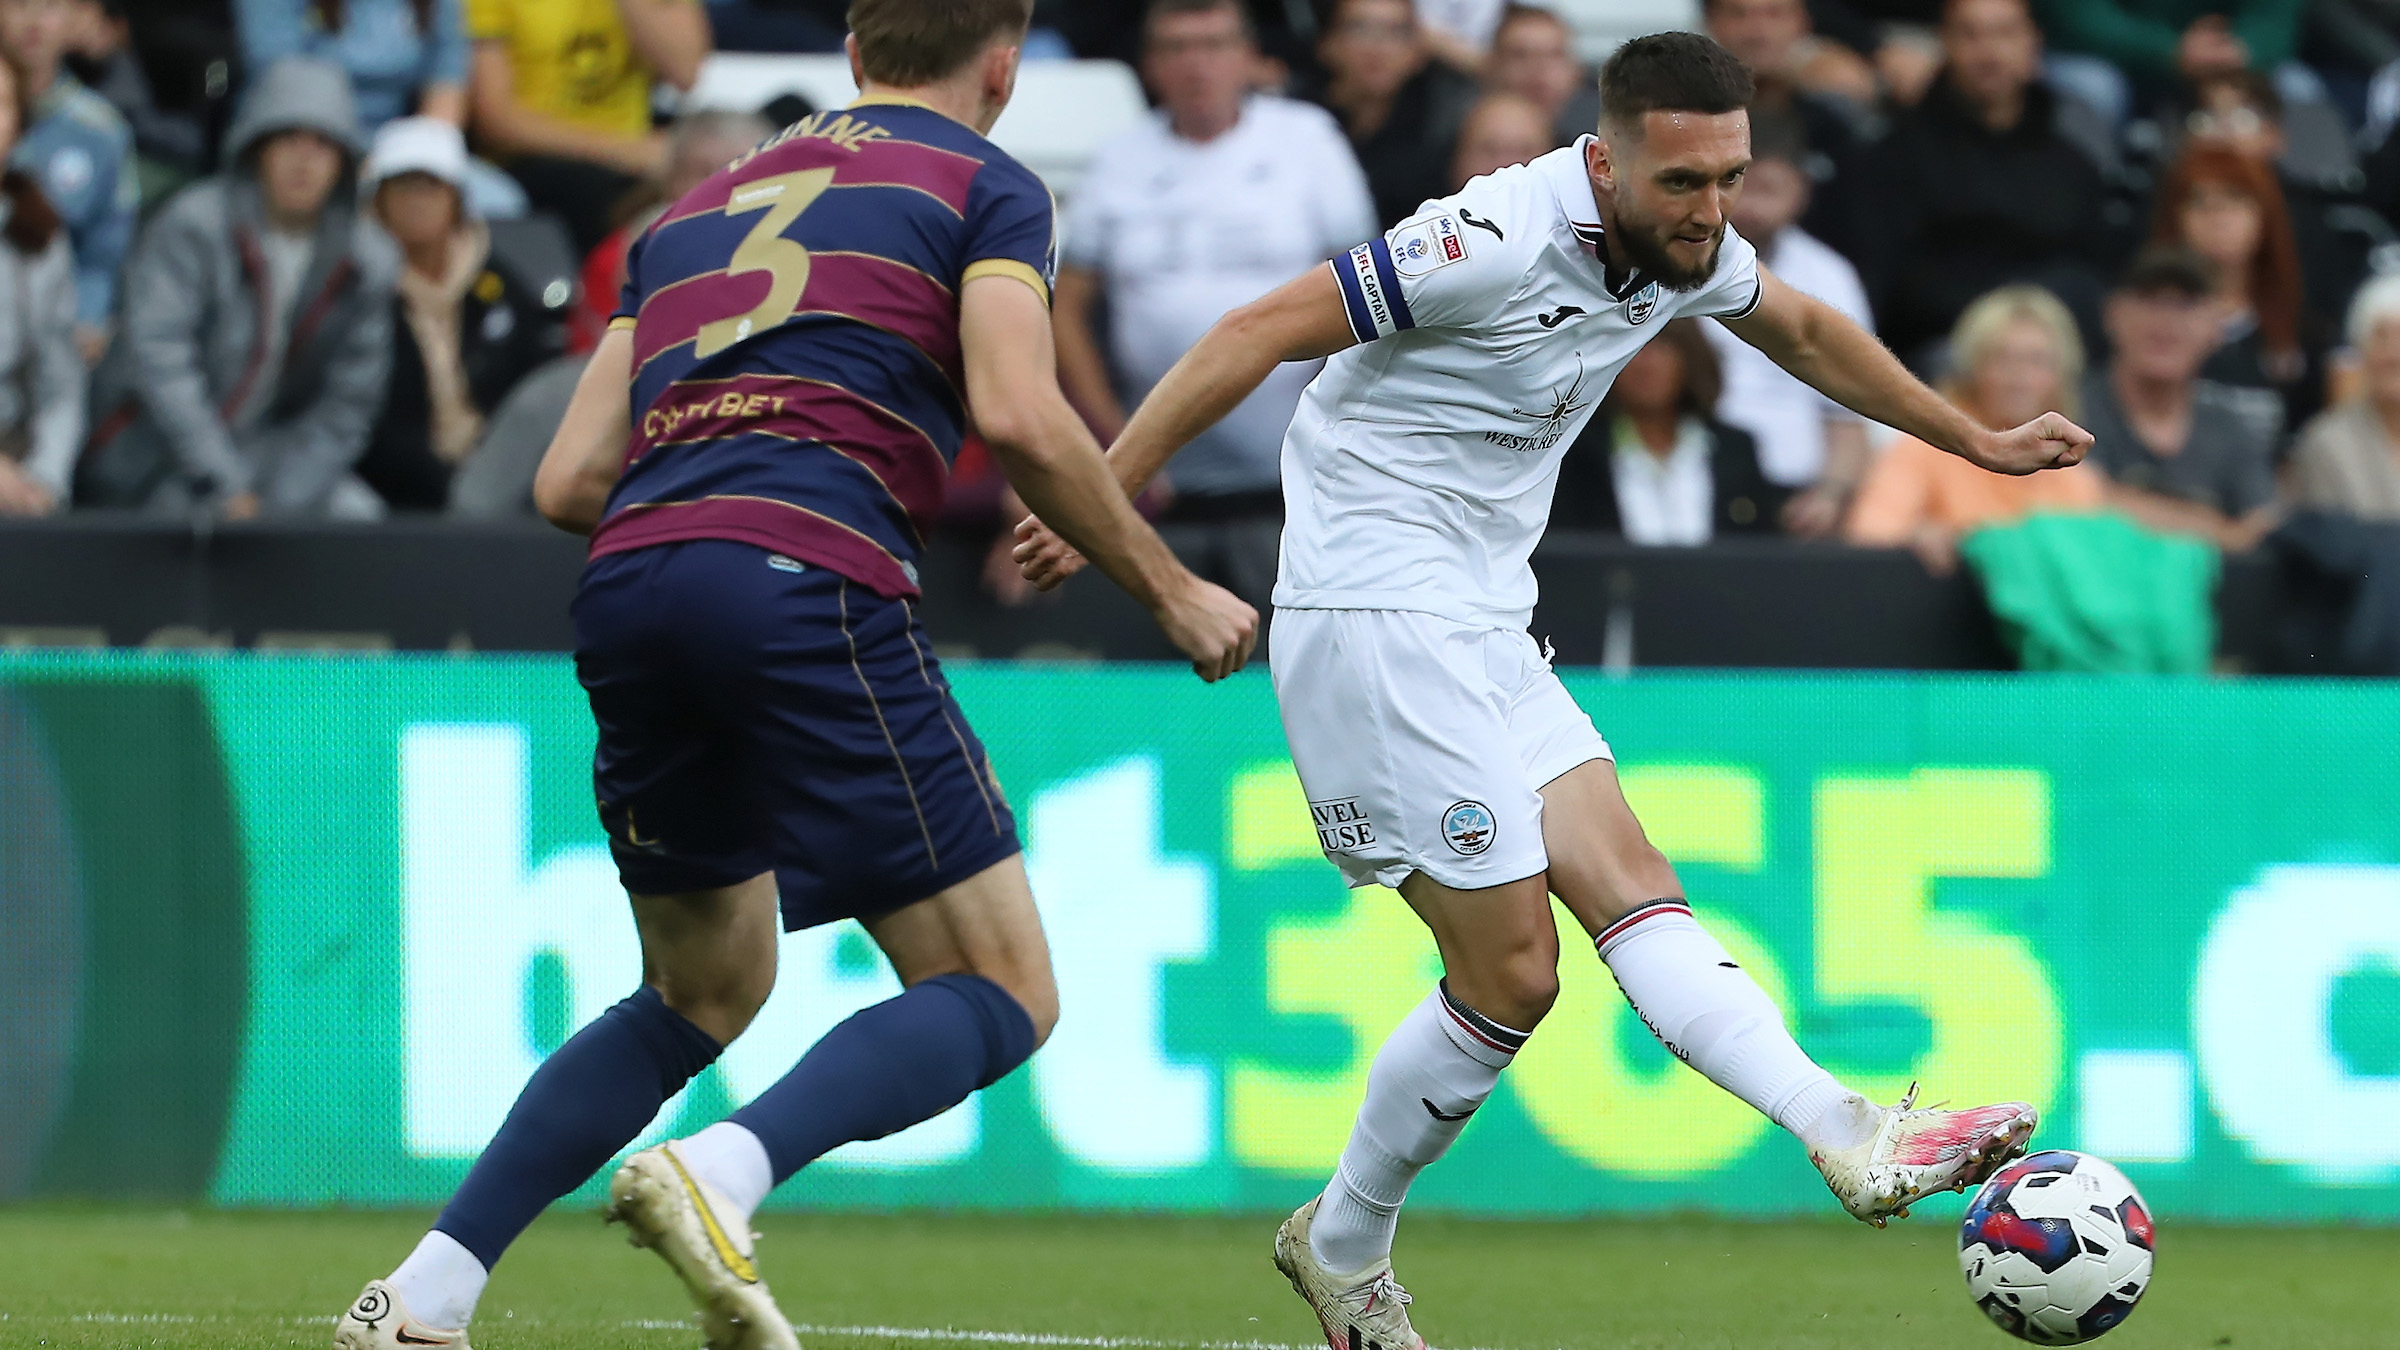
[1592, 109, 1750, 292]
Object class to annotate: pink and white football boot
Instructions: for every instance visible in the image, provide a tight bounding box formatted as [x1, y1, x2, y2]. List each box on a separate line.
[1812, 1084, 2039, 1227]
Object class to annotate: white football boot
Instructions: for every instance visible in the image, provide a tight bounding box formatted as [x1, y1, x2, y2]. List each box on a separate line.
[1272, 1198, 1426, 1350]
[1813, 1084, 2039, 1226]
[333, 1280, 471, 1350]
[607, 1143, 801, 1350]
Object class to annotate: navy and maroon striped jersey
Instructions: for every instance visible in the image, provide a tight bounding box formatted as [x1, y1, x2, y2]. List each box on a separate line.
[592, 96, 1058, 597]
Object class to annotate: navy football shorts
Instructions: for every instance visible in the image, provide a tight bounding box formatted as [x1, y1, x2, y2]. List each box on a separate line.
[572, 539, 1022, 930]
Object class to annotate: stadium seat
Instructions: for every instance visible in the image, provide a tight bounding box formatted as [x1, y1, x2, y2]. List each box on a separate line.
[1549, 0, 1702, 61]
[685, 55, 1150, 196]
[487, 214, 582, 315]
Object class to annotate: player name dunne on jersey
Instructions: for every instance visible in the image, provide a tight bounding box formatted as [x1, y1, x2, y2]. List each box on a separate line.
[1278, 138, 1763, 630]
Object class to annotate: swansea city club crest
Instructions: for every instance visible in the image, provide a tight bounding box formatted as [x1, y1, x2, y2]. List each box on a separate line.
[1441, 800, 1496, 855]
[1625, 281, 1661, 325]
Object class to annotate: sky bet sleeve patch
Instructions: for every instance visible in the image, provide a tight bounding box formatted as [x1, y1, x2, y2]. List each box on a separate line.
[1389, 213, 1468, 279]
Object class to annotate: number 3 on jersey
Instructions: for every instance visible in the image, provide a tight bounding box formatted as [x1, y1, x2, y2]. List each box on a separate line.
[694, 166, 837, 359]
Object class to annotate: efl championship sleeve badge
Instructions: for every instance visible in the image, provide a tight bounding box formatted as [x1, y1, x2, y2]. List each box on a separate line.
[1390, 213, 1468, 278]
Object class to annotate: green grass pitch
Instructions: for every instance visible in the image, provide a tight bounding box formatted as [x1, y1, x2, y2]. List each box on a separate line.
[2, 1207, 2392, 1349]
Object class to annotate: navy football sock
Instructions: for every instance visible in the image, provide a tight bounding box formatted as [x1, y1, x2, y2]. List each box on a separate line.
[434, 986, 721, 1269]
[728, 972, 1036, 1183]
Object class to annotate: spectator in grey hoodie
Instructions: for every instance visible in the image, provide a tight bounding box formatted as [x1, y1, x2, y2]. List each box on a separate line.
[81, 57, 398, 518]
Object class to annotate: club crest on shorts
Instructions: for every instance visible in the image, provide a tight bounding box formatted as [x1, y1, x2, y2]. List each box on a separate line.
[1441, 800, 1496, 855]
[1625, 281, 1661, 325]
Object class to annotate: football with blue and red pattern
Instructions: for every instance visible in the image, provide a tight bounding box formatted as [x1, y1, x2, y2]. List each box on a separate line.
[1959, 1150, 2154, 1343]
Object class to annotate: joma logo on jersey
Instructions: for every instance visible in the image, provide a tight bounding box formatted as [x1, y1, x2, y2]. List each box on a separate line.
[1310, 796, 1378, 852]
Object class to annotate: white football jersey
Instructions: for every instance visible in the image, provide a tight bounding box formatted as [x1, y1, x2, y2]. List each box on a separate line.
[1274, 139, 1765, 628]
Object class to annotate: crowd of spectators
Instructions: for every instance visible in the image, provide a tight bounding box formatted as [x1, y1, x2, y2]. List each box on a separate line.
[981, 0, 2400, 655]
[11, 0, 2400, 664]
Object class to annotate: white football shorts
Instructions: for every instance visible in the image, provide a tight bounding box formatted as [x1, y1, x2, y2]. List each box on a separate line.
[1270, 606, 1614, 891]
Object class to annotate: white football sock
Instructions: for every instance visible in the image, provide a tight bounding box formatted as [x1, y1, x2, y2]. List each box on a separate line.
[1311, 983, 1525, 1275]
[388, 1229, 487, 1330]
[674, 1121, 775, 1227]
[1595, 900, 1874, 1154]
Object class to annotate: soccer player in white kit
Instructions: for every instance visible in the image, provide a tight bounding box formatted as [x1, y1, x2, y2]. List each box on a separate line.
[1019, 31, 2092, 1350]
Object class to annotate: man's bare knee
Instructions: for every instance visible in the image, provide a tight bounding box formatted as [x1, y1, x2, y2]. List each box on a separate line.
[1446, 940, 1560, 1032]
[1488, 949, 1562, 1030]
[651, 945, 775, 1044]
[634, 877, 780, 1045]
[897, 948, 1057, 1047]
[870, 857, 1059, 1049]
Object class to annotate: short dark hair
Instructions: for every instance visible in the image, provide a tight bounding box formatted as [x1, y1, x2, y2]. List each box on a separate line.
[1145, 0, 1254, 47]
[847, 0, 1034, 87]
[2117, 246, 2217, 300]
[1599, 31, 1754, 134]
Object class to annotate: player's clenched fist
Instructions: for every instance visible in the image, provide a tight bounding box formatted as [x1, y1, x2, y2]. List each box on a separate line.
[1012, 514, 1087, 591]
[1155, 575, 1258, 683]
[1968, 411, 2095, 477]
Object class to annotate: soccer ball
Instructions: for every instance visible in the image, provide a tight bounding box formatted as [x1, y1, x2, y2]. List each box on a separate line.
[1958, 1150, 2155, 1344]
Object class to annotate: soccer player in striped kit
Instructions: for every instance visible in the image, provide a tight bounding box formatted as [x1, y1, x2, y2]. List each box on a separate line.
[334, 4, 1256, 1347]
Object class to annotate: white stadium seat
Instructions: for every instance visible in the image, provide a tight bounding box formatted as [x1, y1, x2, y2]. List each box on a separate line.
[685, 55, 1150, 197]
[1549, 0, 1703, 61]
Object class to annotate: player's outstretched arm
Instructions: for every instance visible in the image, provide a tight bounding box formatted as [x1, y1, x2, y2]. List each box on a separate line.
[961, 273, 1258, 682]
[531, 326, 637, 536]
[1013, 264, 1357, 589]
[1722, 268, 2095, 477]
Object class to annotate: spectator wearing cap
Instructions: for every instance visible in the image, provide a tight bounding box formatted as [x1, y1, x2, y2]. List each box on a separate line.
[2082, 248, 2284, 550]
[1482, 4, 1592, 145]
[1298, 0, 1477, 228]
[464, 0, 710, 255]
[0, 45, 81, 515]
[1056, 0, 1375, 611]
[0, 0, 133, 363]
[80, 58, 399, 519]
[1857, 0, 2112, 365]
[1702, 124, 1875, 535]
[2285, 272, 2400, 521]
[356, 115, 565, 511]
